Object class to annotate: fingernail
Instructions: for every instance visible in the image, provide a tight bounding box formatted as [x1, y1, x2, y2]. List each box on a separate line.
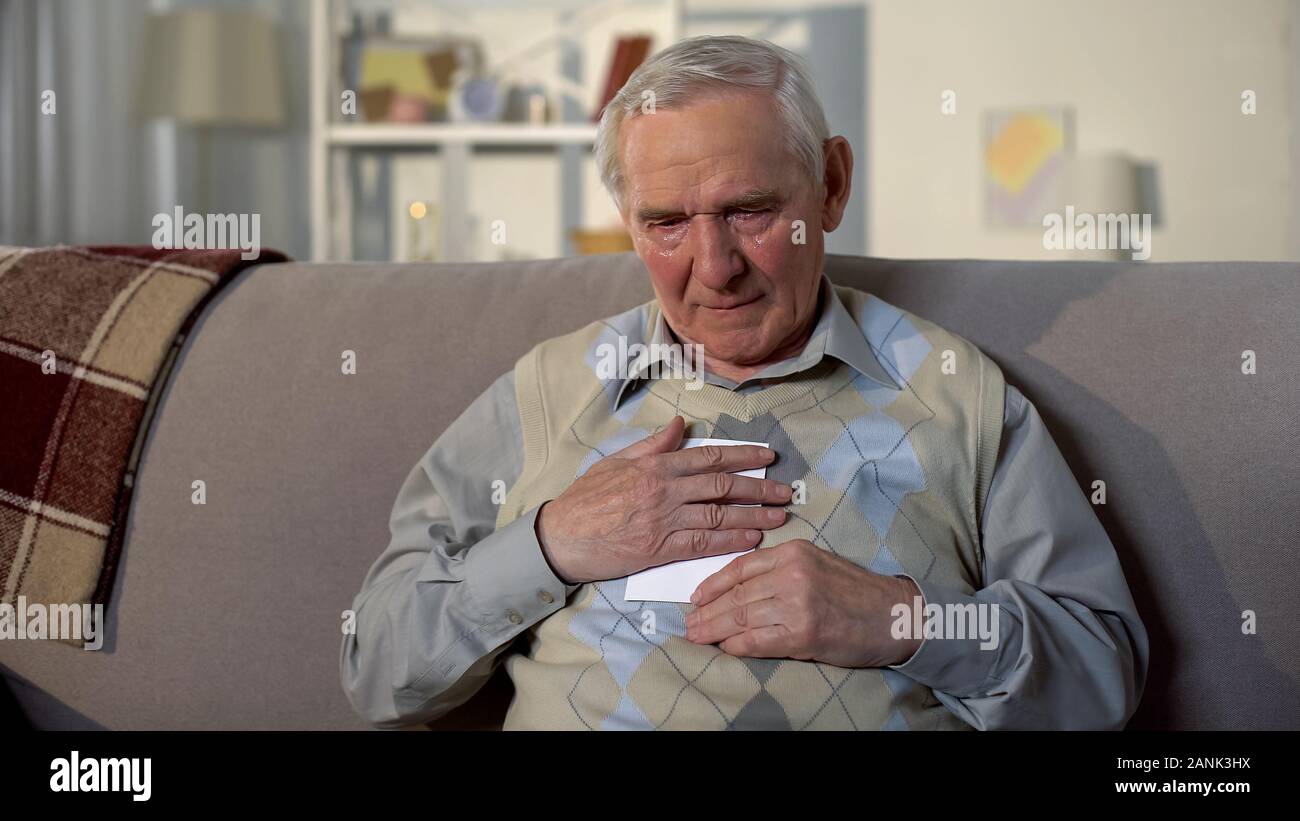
[690, 590, 701, 605]
[761, 447, 776, 461]
[766, 508, 784, 521]
[746, 530, 761, 541]
[778, 484, 793, 499]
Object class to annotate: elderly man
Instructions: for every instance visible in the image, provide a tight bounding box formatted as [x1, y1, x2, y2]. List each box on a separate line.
[341, 35, 1147, 730]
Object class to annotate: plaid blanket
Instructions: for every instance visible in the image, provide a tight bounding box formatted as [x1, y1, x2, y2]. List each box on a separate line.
[1, 245, 286, 643]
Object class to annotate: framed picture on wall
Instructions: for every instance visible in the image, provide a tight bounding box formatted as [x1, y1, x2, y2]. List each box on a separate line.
[983, 106, 1075, 227]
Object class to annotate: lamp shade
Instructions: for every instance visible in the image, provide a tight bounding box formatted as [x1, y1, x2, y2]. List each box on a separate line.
[137, 8, 285, 127]
[1058, 153, 1140, 215]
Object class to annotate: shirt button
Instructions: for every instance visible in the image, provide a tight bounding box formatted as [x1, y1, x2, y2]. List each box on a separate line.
[539, 590, 555, 604]
[507, 610, 523, 625]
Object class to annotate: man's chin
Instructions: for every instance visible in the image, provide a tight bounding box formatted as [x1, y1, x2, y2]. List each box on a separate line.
[696, 339, 774, 368]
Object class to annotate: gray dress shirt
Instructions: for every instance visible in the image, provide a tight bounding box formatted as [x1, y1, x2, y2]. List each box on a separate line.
[340, 279, 1150, 730]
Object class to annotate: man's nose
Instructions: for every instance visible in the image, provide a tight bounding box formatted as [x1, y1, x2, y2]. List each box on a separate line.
[688, 214, 745, 289]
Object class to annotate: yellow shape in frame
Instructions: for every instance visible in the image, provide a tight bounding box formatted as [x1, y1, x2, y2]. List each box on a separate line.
[360, 49, 438, 102]
[985, 113, 1065, 195]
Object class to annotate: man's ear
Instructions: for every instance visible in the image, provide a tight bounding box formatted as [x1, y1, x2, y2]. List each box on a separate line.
[819, 136, 854, 232]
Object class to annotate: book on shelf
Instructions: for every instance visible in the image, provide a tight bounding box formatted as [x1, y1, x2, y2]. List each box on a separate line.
[592, 35, 653, 122]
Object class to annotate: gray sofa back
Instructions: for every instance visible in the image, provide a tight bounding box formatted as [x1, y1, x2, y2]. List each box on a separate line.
[3, 252, 1296, 730]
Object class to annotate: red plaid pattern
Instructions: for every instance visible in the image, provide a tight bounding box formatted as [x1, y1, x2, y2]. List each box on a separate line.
[1, 245, 287, 643]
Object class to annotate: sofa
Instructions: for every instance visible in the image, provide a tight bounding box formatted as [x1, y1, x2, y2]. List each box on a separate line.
[3, 251, 1297, 730]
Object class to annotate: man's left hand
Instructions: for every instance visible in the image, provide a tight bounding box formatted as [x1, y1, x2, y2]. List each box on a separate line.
[685, 539, 923, 668]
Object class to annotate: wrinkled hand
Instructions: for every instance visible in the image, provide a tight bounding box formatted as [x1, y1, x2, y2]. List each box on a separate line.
[535, 416, 793, 584]
[684, 539, 924, 668]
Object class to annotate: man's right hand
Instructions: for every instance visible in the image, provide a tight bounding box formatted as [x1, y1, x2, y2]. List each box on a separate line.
[534, 415, 792, 585]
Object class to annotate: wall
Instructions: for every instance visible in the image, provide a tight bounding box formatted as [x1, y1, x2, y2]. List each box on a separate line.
[868, 0, 1293, 261]
[7, 0, 1292, 263]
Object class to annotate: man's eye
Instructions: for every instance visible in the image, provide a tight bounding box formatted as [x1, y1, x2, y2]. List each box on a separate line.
[651, 218, 684, 229]
[728, 208, 768, 219]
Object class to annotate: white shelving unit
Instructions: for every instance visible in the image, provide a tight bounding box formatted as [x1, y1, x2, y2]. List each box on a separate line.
[326, 123, 600, 146]
[308, 0, 682, 262]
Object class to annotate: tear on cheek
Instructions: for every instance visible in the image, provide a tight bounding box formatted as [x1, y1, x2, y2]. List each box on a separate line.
[743, 215, 779, 236]
[739, 220, 780, 246]
[652, 229, 687, 248]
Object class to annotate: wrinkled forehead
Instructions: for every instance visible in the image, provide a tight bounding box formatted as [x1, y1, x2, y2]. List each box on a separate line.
[619, 91, 804, 210]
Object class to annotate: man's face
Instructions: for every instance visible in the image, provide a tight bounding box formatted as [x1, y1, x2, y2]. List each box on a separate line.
[618, 90, 843, 369]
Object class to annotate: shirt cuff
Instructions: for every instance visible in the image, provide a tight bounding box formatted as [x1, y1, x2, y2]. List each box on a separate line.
[462, 506, 577, 638]
[886, 574, 1010, 698]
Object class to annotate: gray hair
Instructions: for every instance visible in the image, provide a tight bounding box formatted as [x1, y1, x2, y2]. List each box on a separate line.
[594, 35, 830, 213]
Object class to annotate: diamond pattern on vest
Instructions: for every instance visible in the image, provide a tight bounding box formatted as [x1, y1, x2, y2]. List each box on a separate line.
[500, 287, 994, 731]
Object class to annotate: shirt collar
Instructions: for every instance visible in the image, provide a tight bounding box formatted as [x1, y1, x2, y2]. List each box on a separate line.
[610, 273, 900, 410]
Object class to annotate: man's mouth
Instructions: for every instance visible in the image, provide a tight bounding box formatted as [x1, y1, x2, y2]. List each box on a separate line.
[700, 294, 762, 311]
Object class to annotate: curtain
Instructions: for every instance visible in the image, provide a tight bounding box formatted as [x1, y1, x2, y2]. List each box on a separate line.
[0, 0, 162, 247]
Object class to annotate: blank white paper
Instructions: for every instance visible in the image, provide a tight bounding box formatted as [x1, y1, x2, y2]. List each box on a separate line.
[623, 437, 770, 603]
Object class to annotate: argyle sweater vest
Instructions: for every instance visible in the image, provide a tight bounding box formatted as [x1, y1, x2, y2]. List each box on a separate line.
[494, 285, 1005, 730]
